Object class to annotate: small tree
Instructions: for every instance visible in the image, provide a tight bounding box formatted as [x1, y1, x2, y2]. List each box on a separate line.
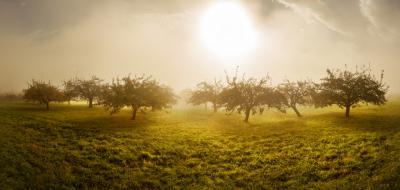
[146, 83, 177, 111]
[23, 80, 63, 110]
[75, 76, 103, 108]
[62, 78, 79, 105]
[188, 89, 208, 110]
[278, 80, 312, 117]
[188, 79, 223, 112]
[221, 73, 284, 123]
[101, 75, 176, 120]
[314, 67, 388, 117]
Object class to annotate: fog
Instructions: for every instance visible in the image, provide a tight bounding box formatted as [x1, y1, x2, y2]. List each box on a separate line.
[0, 0, 399, 94]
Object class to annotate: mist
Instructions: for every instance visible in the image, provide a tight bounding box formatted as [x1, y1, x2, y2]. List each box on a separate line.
[0, 0, 399, 93]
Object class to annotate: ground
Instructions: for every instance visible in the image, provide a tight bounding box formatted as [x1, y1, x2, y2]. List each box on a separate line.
[0, 100, 400, 189]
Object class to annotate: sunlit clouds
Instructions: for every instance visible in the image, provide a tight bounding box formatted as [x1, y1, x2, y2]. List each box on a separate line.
[0, 0, 399, 93]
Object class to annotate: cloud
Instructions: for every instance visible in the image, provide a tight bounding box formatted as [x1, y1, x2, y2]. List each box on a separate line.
[274, 0, 400, 42]
[275, 0, 348, 36]
[0, 0, 399, 93]
[0, 0, 103, 35]
[0, 0, 207, 39]
[359, 0, 400, 40]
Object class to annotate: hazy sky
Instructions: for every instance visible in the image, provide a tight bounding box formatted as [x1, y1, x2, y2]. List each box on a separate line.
[0, 0, 399, 94]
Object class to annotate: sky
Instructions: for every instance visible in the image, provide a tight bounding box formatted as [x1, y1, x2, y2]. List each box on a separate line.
[0, 0, 399, 94]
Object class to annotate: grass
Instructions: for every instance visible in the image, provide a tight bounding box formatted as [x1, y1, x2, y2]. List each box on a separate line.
[0, 100, 400, 189]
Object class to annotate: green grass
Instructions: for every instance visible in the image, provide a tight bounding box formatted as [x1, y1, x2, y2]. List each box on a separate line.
[1, 101, 400, 189]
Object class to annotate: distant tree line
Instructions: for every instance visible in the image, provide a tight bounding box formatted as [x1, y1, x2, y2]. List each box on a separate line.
[21, 66, 388, 122]
[22, 75, 177, 119]
[100, 75, 176, 120]
[188, 66, 388, 122]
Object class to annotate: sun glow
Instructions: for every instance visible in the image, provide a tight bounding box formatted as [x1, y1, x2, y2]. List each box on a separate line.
[199, 1, 258, 59]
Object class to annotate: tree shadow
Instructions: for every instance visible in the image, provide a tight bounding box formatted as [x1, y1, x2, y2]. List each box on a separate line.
[69, 114, 158, 132]
[1, 101, 160, 133]
[306, 112, 400, 133]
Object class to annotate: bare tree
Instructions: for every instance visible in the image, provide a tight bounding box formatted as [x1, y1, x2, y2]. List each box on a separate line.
[221, 72, 284, 123]
[101, 75, 176, 120]
[23, 80, 63, 110]
[188, 79, 223, 112]
[278, 80, 312, 117]
[313, 66, 388, 117]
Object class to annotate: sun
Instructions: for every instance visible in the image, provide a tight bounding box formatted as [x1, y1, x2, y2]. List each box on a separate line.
[199, 1, 258, 59]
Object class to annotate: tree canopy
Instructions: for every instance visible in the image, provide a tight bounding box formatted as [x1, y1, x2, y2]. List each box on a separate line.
[313, 67, 388, 117]
[19, 65, 389, 120]
[220, 73, 284, 123]
[101, 75, 176, 120]
[278, 80, 313, 117]
[23, 80, 63, 110]
[73, 76, 103, 108]
[188, 80, 223, 112]
[62, 78, 80, 104]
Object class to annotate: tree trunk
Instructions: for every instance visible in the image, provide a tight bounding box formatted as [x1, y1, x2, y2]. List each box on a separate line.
[204, 103, 207, 110]
[132, 106, 138, 120]
[213, 102, 217, 112]
[345, 105, 350, 118]
[46, 102, 50, 110]
[292, 105, 302, 117]
[88, 98, 93, 108]
[244, 108, 251, 123]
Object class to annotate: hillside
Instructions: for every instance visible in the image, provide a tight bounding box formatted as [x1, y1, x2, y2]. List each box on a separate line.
[0, 101, 400, 189]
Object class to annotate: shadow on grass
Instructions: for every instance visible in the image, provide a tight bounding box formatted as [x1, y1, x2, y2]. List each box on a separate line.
[70, 114, 158, 132]
[0, 101, 159, 135]
[4, 101, 400, 134]
[306, 112, 400, 133]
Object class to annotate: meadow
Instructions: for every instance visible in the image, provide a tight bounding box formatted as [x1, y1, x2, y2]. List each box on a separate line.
[1, 100, 400, 189]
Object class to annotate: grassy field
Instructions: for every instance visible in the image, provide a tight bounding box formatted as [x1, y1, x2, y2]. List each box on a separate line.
[1, 100, 400, 189]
